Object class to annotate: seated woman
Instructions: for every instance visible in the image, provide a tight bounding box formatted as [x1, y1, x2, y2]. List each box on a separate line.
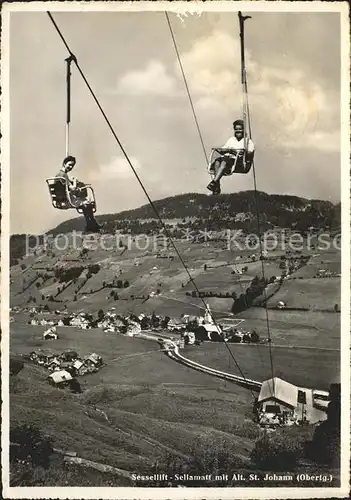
[207, 119, 255, 195]
[56, 156, 102, 233]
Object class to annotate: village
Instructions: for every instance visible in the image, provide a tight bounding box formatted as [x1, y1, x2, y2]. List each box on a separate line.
[27, 348, 104, 393]
[11, 302, 263, 346]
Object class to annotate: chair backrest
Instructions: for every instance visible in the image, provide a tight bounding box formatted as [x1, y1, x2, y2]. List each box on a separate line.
[47, 178, 68, 203]
[232, 152, 252, 174]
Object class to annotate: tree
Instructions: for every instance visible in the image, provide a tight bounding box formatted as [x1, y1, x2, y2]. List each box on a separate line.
[10, 424, 53, 468]
[123, 280, 129, 288]
[88, 264, 100, 274]
[187, 319, 199, 331]
[98, 309, 104, 321]
[140, 316, 150, 330]
[10, 357, 24, 376]
[334, 303, 339, 312]
[68, 378, 82, 394]
[228, 334, 241, 343]
[161, 316, 170, 329]
[151, 312, 159, 328]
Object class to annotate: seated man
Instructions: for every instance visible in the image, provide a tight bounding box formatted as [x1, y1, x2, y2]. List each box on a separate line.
[56, 156, 102, 233]
[207, 119, 255, 195]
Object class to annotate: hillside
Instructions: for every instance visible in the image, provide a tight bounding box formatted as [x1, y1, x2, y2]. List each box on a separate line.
[47, 191, 341, 235]
[10, 191, 341, 266]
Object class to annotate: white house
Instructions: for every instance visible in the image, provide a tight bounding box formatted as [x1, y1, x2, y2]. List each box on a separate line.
[48, 370, 72, 385]
[276, 301, 286, 309]
[43, 327, 58, 340]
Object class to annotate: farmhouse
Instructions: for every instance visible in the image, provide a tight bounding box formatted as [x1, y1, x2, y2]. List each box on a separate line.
[60, 350, 78, 362]
[30, 349, 56, 366]
[86, 353, 103, 367]
[47, 358, 61, 372]
[184, 331, 196, 345]
[70, 314, 90, 329]
[43, 326, 58, 340]
[48, 369, 72, 386]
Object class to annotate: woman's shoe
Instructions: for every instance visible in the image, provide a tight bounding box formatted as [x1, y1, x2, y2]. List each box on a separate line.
[213, 183, 221, 195]
[207, 180, 217, 192]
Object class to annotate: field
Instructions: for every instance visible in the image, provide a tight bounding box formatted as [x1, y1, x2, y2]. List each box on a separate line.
[237, 309, 340, 350]
[10, 324, 258, 480]
[294, 248, 341, 278]
[265, 278, 340, 311]
[184, 342, 339, 391]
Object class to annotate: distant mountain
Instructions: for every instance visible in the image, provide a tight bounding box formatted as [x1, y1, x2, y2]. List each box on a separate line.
[10, 191, 340, 265]
[50, 190, 340, 235]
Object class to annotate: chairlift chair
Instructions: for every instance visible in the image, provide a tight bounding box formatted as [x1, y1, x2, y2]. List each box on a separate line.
[207, 148, 252, 179]
[46, 177, 96, 213]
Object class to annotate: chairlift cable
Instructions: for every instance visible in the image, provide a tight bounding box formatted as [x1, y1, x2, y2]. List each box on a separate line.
[166, 11, 271, 398]
[47, 11, 256, 400]
[238, 12, 251, 152]
[65, 55, 74, 157]
[231, 262, 270, 380]
[165, 12, 209, 164]
[238, 11, 275, 397]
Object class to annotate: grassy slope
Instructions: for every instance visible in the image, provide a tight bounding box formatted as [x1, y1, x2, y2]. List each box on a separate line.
[11, 240, 340, 311]
[237, 308, 340, 349]
[10, 326, 257, 479]
[266, 278, 340, 310]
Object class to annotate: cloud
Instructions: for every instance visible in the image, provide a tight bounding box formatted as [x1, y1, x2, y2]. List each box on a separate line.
[284, 130, 340, 152]
[116, 60, 177, 96]
[180, 30, 338, 152]
[90, 156, 142, 181]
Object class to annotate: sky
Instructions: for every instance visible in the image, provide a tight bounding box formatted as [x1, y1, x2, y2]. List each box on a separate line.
[8, 7, 342, 234]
